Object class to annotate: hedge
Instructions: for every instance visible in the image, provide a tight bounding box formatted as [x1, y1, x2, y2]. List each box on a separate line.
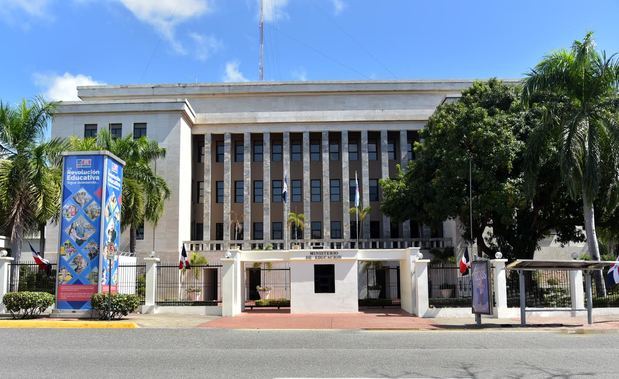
[255, 298, 290, 307]
[91, 293, 140, 320]
[3, 292, 54, 319]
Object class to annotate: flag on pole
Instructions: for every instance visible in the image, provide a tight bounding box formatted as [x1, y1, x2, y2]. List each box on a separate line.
[282, 174, 288, 203]
[459, 247, 471, 275]
[179, 245, 191, 270]
[354, 171, 360, 208]
[29, 241, 51, 276]
[607, 257, 619, 288]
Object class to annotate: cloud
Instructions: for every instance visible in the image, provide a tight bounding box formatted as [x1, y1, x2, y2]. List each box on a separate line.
[189, 33, 222, 62]
[331, 0, 345, 15]
[2, 0, 51, 18]
[292, 68, 308, 81]
[118, 0, 212, 53]
[223, 61, 248, 82]
[260, 0, 288, 23]
[33, 72, 105, 101]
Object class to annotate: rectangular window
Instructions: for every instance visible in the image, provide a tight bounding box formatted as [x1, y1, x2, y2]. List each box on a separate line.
[291, 143, 302, 161]
[253, 222, 264, 240]
[291, 223, 303, 239]
[390, 222, 400, 239]
[84, 124, 97, 138]
[272, 180, 282, 202]
[253, 180, 263, 203]
[387, 141, 396, 160]
[329, 143, 339, 161]
[235, 142, 244, 162]
[196, 181, 204, 204]
[311, 179, 321, 202]
[349, 179, 357, 203]
[215, 223, 224, 241]
[233, 222, 244, 240]
[314, 264, 335, 293]
[291, 179, 302, 202]
[272, 142, 282, 161]
[136, 223, 144, 240]
[235, 181, 244, 203]
[349, 143, 358, 161]
[310, 143, 320, 161]
[216, 181, 224, 203]
[253, 142, 263, 162]
[109, 123, 122, 139]
[369, 179, 379, 201]
[370, 221, 380, 239]
[216, 143, 224, 162]
[195, 140, 205, 163]
[193, 223, 204, 241]
[331, 221, 342, 239]
[272, 222, 283, 240]
[133, 123, 147, 139]
[407, 142, 414, 161]
[350, 223, 358, 239]
[368, 141, 378, 160]
[311, 221, 322, 239]
[330, 179, 340, 202]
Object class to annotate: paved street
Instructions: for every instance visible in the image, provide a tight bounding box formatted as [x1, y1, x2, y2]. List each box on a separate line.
[0, 328, 617, 378]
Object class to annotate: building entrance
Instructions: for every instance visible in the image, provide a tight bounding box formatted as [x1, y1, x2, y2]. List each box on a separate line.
[247, 268, 261, 300]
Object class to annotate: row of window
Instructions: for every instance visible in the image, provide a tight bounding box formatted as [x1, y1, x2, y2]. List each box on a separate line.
[195, 179, 380, 204]
[83, 123, 147, 139]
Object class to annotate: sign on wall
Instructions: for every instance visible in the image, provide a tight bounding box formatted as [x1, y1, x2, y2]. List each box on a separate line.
[55, 152, 124, 311]
[471, 259, 493, 315]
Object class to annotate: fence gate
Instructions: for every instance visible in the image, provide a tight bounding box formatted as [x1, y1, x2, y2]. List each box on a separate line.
[156, 264, 222, 306]
[245, 268, 291, 301]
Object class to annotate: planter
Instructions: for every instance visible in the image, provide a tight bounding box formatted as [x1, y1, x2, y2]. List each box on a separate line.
[439, 289, 453, 298]
[368, 289, 381, 299]
[258, 289, 271, 300]
[187, 291, 202, 301]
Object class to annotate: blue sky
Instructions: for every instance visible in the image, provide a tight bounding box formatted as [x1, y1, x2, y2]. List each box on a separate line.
[1, 0, 618, 104]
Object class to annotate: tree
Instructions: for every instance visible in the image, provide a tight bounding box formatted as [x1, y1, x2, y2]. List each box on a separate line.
[287, 211, 304, 241]
[523, 32, 619, 295]
[349, 206, 371, 240]
[0, 98, 64, 285]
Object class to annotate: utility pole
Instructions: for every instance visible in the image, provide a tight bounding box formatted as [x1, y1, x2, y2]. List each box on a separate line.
[259, 0, 264, 81]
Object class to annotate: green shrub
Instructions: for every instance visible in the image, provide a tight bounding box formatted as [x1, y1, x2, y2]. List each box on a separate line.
[91, 293, 140, 320]
[3, 292, 54, 319]
[254, 298, 290, 307]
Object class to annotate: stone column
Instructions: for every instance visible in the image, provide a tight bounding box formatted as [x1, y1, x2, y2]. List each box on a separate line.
[570, 270, 585, 314]
[243, 133, 251, 249]
[223, 133, 232, 248]
[263, 133, 271, 241]
[203, 133, 211, 242]
[302, 132, 311, 242]
[341, 131, 350, 242]
[399, 130, 410, 239]
[360, 130, 370, 240]
[321, 131, 331, 241]
[283, 132, 290, 249]
[142, 257, 159, 314]
[0, 256, 14, 314]
[222, 250, 242, 317]
[491, 258, 508, 318]
[380, 130, 390, 240]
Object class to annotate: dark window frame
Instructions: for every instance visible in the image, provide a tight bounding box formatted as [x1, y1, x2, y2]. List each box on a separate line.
[133, 123, 147, 139]
[109, 123, 122, 139]
[311, 221, 322, 239]
[291, 143, 302, 161]
[216, 181, 224, 203]
[291, 179, 302, 202]
[253, 180, 263, 203]
[349, 143, 359, 161]
[272, 142, 283, 161]
[84, 124, 97, 138]
[329, 142, 339, 161]
[234, 180, 244, 203]
[234, 142, 244, 162]
[368, 141, 378, 160]
[330, 179, 341, 202]
[253, 141, 263, 162]
[331, 221, 342, 239]
[216, 143, 224, 162]
[272, 222, 283, 240]
[253, 222, 264, 240]
[314, 264, 335, 293]
[272, 180, 283, 203]
[369, 179, 379, 202]
[310, 143, 321, 161]
[311, 179, 321, 202]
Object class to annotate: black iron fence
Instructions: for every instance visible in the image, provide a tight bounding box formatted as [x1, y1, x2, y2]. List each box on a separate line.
[428, 265, 472, 307]
[9, 262, 57, 294]
[591, 267, 619, 307]
[245, 267, 290, 301]
[358, 266, 400, 300]
[116, 264, 146, 304]
[156, 264, 222, 306]
[506, 270, 571, 308]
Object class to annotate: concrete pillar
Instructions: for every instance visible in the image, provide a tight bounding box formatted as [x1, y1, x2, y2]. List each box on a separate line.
[142, 257, 159, 314]
[243, 133, 251, 249]
[302, 132, 311, 242]
[0, 256, 14, 314]
[570, 270, 585, 314]
[400, 247, 428, 317]
[263, 132, 271, 241]
[203, 133, 211, 242]
[322, 131, 331, 241]
[399, 130, 410, 239]
[341, 131, 350, 242]
[223, 133, 232, 248]
[222, 250, 242, 317]
[380, 130, 390, 239]
[360, 130, 370, 240]
[283, 132, 290, 249]
[491, 259, 508, 318]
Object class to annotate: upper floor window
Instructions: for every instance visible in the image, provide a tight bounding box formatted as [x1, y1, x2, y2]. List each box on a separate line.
[310, 143, 320, 161]
[331, 221, 342, 239]
[330, 179, 340, 202]
[368, 141, 378, 160]
[311, 179, 321, 202]
[272, 142, 283, 161]
[311, 221, 322, 239]
[349, 143, 358, 161]
[272, 180, 282, 202]
[195, 181, 204, 203]
[195, 140, 205, 163]
[216, 143, 224, 162]
[216, 181, 224, 203]
[387, 141, 396, 160]
[235, 142, 244, 162]
[272, 222, 283, 240]
[291, 143, 302, 161]
[369, 179, 379, 201]
[253, 142, 263, 162]
[253, 222, 264, 240]
[133, 123, 147, 139]
[215, 223, 224, 240]
[84, 124, 97, 138]
[291, 179, 302, 202]
[370, 221, 380, 239]
[109, 123, 122, 139]
[407, 142, 414, 161]
[234, 181, 244, 203]
[253, 180, 263, 203]
[329, 143, 339, 161]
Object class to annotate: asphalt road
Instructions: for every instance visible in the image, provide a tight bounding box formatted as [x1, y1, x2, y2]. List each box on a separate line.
[0, 329, 617, 378]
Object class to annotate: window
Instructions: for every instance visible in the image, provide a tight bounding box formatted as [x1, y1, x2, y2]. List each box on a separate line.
[291, 223, 303, 239]
[291, 179, 302, 202]
[136, 223, 144, 240]
[253, 142, 263, 162]
[310, 143, 320, 161]
[349, 179, 358, 203]
[272, 142, 282, 161]
[272, 222, 283, 240]
[291, 143, 302, 161]
[368, 141, 378, 160]
[84, 124, 97, 138]
[387, 141, 396, 160]
[311, 179, 321, 202]
[233, 222, 244, 240]
[133, 123, 147, 139]
[196, 181, 204, 204]
[350, 223, 358, 239]
[329, 143, 339, 160]
[331, 221, 342, 239]
[407, 142, 414, 161]
[193, 223, 203, 241]
[253, 222, 263, 240]
[216, 181, 224, 203]
[272, 180, 282, 202]
[235, 181, 244, 203]
[370, 221, 380, 239]
[369, 179, 379, 201]
[253, 180, 263, 203]
[311, 221, 322, 239]
[314, 264, 335, 293]
[330, 179, 340, 202]
[216, 143, 224, 162]
[431, 222, 444, 238]
[235, 142, 244, 162]
[195, 140, 205, 163]
[215, 223, 224, 240]
[109, 123, 122, 139]
[349, 143, 358, 161]
[390, 222, 400, 239]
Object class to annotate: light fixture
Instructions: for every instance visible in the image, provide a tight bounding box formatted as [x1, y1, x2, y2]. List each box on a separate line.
[495, 252, 503, 259]
[0, 250, 7, 257]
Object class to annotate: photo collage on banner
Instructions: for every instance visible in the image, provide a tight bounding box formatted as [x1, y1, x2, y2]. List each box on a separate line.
[101, 158, 123, 291]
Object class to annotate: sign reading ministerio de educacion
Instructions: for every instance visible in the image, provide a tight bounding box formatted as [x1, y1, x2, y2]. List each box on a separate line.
[55, 151, 125, 311]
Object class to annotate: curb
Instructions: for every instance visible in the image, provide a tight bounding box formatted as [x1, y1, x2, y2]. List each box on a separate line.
[0, 320, 138, 329]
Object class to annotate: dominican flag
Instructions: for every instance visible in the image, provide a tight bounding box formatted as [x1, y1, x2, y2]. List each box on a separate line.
[29, 242, 51, 276]
[179, 245, 190, 270]
[354, 171, 360, 208]
[607, 257, 619, 288]
[282, 174, 288, 203]
[459, 247, 470, 275]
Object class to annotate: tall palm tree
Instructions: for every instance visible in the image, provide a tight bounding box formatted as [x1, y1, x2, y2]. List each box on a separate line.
[287, 211, 304, 241]
[0, 98, 63, 285]
[523, 32, 619, 295]
[349, 206, 371, 240]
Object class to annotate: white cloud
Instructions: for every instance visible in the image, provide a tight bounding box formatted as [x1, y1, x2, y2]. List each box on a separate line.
[292, 68, 307, 81]
[331, 0, 345, 15]
[223, 61, 248, 82]
[118, 0, 212, 53]
[2, 0, 51, 17]
[260, 0, 288, 23]
[33, 72, 105, 101]
[189, 33, 222, 62]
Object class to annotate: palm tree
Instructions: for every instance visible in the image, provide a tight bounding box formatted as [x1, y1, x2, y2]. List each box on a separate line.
[0, 98, 63, 285]
[523, 32, 619, 296]
[349, 206, 371, 240]
[287, 211, 304, 243]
